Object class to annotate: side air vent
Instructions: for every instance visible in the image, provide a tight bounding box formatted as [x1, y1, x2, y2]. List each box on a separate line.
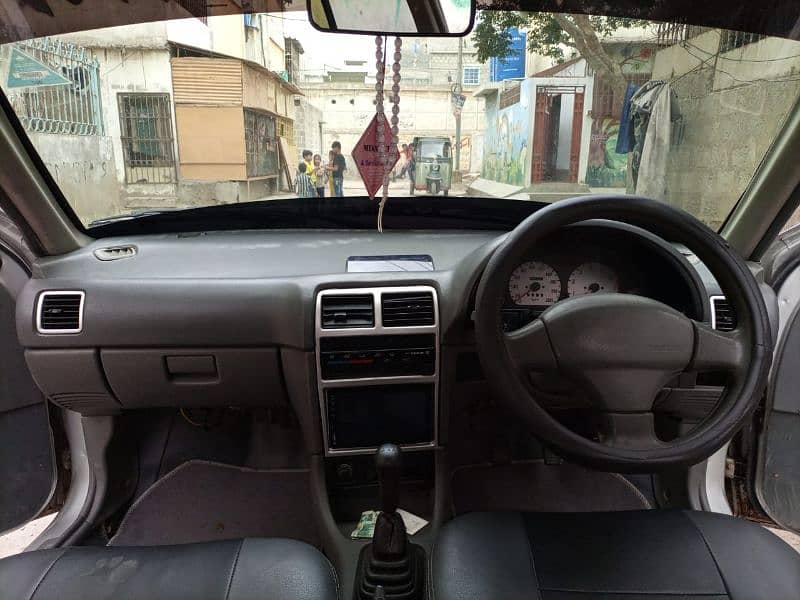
[382, 291, 435, 327]
[711, 296, 737, 332]
[321, 294, 374, 328]
[94, 245, 137, 261]
[37, 291, 85, 334]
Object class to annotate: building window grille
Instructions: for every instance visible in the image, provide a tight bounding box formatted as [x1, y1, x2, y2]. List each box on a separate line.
[7, 38, 103, 136]
[118, 93, 176, 184]
[244, 109, 278, 178]
[463, 66, 480, 86]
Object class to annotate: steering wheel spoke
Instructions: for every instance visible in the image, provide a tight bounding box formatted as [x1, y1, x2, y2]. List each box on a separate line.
[599, 412, 664, 450]
[690, 321, 745, 373]
[503, 318, 557, 370]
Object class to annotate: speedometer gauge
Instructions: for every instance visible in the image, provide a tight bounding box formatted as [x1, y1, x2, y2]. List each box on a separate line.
[508, 261, 561, 306]
[567, 262, 619, 296]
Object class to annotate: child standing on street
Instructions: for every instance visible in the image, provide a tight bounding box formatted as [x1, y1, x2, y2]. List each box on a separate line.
[295, 162, 317, 198]
[302, 150, 316, 189]
[326, 150, 336, 197]
[313, 154, 326, 198]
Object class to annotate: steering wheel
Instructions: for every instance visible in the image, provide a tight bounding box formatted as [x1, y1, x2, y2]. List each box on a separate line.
[474, 196, 773, 472]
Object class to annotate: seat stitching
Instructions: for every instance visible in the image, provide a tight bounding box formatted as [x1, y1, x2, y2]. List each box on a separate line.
[521, 514, 544, 600]
[223, 539, 245, 600]
[28, 548, 68, 600]
[428, 531, 438, 600]
[537, 588, 727, 597]
[326, 554, 340, 598]
[683, 511, 732, 599]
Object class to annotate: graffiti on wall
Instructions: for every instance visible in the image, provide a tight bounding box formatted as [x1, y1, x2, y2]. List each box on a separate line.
[481, 80, 533, 186]
[586, 117, 628, 188]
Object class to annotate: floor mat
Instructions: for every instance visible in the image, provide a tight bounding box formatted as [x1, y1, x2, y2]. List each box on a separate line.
[451, 460, 652, 515]
[110, 460, 320, 547]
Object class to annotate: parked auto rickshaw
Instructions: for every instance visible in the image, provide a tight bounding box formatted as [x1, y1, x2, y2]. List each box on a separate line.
[411, 136, 453, 196]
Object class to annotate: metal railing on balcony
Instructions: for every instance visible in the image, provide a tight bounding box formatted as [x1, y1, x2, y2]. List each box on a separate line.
[655, 23, 710, 46]
[6, 38, 103, 136]
[718, 30, 766, 54]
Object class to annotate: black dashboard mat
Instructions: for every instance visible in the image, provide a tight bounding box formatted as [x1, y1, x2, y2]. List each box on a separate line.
[451, 460, 653, 515]
[109, 460, 319, 548]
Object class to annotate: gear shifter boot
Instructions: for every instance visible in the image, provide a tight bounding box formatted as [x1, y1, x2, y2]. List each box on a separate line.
[371, 511, 407, 560]
[354, 536, 424, 600]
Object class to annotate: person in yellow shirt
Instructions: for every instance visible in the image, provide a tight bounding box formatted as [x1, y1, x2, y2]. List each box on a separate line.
[302, 150, 316, 187]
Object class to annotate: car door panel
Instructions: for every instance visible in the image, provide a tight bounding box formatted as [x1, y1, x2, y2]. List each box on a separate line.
[0, 247, 56, 534]
[757, 257, 800, 532]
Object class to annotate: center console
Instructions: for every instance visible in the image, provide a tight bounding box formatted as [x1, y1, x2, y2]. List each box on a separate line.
[315, 286, 439, 456]
[315, 286, 440, 599]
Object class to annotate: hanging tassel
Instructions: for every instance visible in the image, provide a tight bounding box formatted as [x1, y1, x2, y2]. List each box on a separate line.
[378, 37, 402, 232]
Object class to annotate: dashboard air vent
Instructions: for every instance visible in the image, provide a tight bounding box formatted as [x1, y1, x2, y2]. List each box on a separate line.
[37, 291, 85, 334]
[382, 291, 435, 327]
[94, 245, 136, 261]
[711, 296, 737, 332]
[321, 294, 374, 328]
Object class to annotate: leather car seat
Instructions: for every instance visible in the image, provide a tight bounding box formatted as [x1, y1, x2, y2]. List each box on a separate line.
[0, 537, 338, 600]
[431, 510, 800, 600]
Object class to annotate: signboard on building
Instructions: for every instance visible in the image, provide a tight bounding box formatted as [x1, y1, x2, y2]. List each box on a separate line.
[489, 28, 527, 82]
[6, 47, 72, 88]
[352, 114, 400, 199]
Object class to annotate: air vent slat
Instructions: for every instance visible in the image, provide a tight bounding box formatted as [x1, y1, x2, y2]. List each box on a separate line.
[38, 292, 84, 333]
[711, 297, 737, 332]
[321, 294, 374, 329]
[382, 292, 435, 327]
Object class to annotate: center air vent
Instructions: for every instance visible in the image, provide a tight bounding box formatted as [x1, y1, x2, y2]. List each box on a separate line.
[382, 291, 435, 327]
[711, 296, 737, 332]
[37, 291, 85, 334]
[321, 294, 374, 329]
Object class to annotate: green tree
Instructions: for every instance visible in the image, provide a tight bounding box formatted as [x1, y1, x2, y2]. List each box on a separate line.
[473, 11, 646, 98]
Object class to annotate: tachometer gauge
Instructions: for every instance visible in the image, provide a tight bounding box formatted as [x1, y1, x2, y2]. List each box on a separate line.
[508, 261, 561, 306]
[567, 262, 619, 296]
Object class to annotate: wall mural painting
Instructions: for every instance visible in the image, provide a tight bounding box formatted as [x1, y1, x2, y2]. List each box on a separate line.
[586, 117, 628, 188]
[481, 80, 533, 186]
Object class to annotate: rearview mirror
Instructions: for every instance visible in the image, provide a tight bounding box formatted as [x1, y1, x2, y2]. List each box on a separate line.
[308, 0, 475, 36]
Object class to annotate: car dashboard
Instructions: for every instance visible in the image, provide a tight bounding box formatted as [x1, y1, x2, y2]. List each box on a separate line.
[14, 223, 735, 457]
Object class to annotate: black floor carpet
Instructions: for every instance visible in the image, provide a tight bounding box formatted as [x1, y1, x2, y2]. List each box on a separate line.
[451, 460, 653, 515]
[110, 460, 319, 547]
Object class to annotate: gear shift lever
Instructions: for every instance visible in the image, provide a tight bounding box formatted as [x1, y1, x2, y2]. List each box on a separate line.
[376, 443, 401, 514]
[372, 444, 406, 561]
[354, 443, 424, 599]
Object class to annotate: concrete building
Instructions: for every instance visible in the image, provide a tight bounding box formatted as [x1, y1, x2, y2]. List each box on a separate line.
[1, 12, 300, 224]
[651, 27, 800, 229]
[299, 34, 490, 174]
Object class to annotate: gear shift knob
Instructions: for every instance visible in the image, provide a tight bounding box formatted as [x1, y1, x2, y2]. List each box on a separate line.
[376, 443, 401, 513]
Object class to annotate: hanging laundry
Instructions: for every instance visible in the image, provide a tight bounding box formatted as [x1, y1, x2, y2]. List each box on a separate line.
[615, 82, 638, 155]
[627, 80, 681, 194]
[634, 82, 682, 201]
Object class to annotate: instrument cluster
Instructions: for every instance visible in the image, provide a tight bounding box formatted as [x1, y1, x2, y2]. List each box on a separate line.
[501, 233, 677, 331]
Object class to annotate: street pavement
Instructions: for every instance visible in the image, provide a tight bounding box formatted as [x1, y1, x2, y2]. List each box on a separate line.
[266, 176, 470, 201]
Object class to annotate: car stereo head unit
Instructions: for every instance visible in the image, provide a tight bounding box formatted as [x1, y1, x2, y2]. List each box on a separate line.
[326, 384, 435, 450]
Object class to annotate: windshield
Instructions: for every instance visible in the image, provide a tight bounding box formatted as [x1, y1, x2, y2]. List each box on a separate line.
[1, 7, 799, 231]
[417, 141, 450, 159]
